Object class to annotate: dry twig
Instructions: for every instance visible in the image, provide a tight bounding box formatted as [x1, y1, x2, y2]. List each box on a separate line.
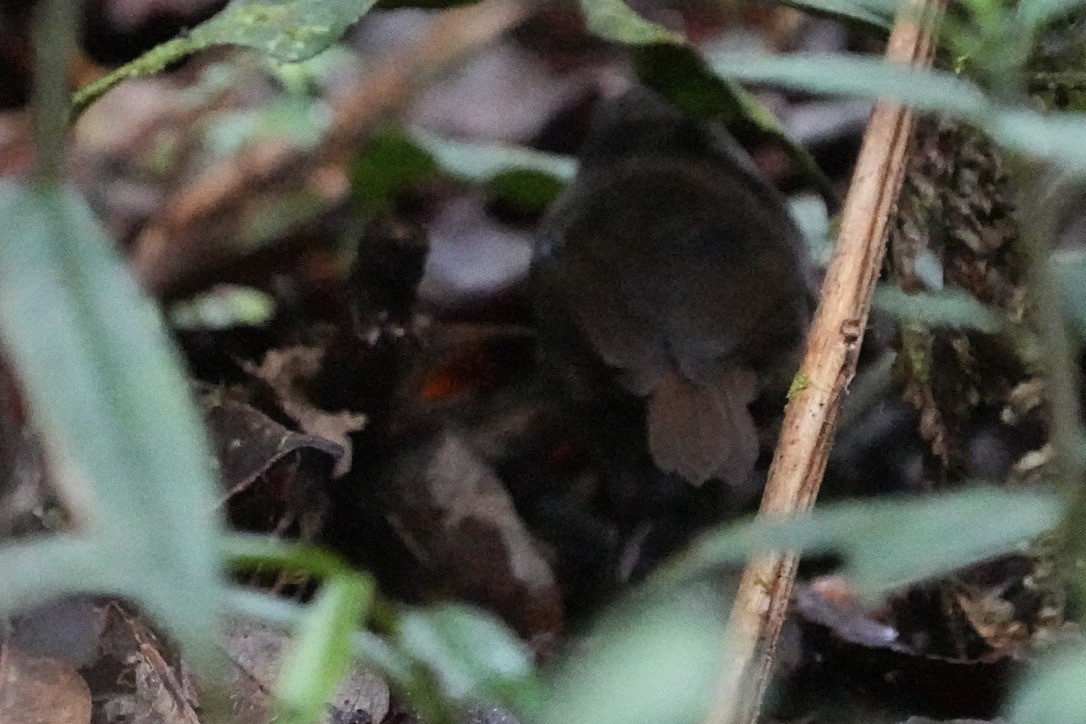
[704, 1, 945, 722]
[128, 0, 534, 295]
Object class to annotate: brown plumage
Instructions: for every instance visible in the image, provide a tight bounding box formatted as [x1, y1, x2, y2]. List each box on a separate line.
[532, 88, 812, 487]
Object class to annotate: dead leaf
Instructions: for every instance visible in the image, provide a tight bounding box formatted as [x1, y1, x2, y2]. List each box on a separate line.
[88, 604, 201, 724]
[8, 597, 105, 669]
[224, 619, 389, 724]
[794, 585, 1018, 718]
[199, 383, 341, 498]
[383, 430, 564, 650]
[245, 347, 367, 477]
[0, 645, 92, 724]
[954, 589, 1028, 654]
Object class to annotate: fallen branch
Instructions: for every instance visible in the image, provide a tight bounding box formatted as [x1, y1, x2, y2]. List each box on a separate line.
[703, 0, 945, 722]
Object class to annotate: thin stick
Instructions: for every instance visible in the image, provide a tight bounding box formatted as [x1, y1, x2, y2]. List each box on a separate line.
[703, 1, 944, 722]
[31, 0, 79, 185]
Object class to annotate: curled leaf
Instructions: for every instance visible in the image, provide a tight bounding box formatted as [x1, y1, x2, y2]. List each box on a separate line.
[577, 0, 685, 46]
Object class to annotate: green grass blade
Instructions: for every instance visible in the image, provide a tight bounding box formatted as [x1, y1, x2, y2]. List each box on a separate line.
[710, 49, 992, 117]
[225, 532, 353, 580]
[577, 0, 685, 45]
[409, 128, 577, 183]
[0, 182, 226, 673]
[666, 487, 1061, 599]
[276, 574, 374, 724]
[0, 536, 113, 613]
[539, 588, 725, 724]
[1006, 647, 1086, 723]
[397, 604, 539, 709]
[708, 49, 1086, 171]
[872, 283, 1007, 333]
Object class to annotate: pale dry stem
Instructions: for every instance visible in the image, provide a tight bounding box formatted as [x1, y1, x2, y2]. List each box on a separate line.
[704, 1, 945, 722]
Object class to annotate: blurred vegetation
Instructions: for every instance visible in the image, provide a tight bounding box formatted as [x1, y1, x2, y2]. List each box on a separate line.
[4, 0, 1086, 722]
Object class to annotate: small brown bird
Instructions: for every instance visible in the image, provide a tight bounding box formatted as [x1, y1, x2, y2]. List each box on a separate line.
[532, 88, 812, 487]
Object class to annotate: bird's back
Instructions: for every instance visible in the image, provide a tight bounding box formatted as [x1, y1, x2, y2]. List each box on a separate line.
[536, 156, 808, 380]
[531, 88, 813, 485]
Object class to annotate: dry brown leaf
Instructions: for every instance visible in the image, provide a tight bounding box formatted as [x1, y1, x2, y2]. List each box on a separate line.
[954, 588, 1029, 654]
[224, 620, 389, 724]
[92, 604, 201, 724]
[0, 645, 92, 724]
[384, 431, 564, 650]
[245, 347, 367, 477]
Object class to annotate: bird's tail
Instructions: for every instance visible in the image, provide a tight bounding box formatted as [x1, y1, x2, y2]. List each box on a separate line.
[646, 366, 759, 487]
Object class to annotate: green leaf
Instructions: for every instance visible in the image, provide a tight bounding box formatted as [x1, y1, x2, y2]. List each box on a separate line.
[774, 0, 897, 29]
[634, 44, 748, 125]
[573, 14, 839, 207]
[1017, 0, 1086, 31]
[74, 0, 380, 115]
[669, 487, 1061, 598]
[986, 107, 1086, 170]
[486, 169, 566, 213]
[230, 586, 462, 722]
[349, 129, 440, 215]
[872, 283, 1007, 332]
[350, 127, 574, 214]
[276, 574, 374, 724]
[224, 533, 354, 580]
[170, 285, 276, 330]
[707, 49, 1086, 171]
[377, 0, 481, 6]
[194, 0, 379, 62]
[0, 537, 113, 615]
[1055, 249, 1086, 340]
[229, 587, 416, 685]
[577, 0, 685, 45]
[539, 588, 725, 724]
[397, 604, 539, 707]
[409, 128, 576, 183]
[1005, 647, 1086, 723]
[0, 182, 226, 671]
[709, 49, 992, 118]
